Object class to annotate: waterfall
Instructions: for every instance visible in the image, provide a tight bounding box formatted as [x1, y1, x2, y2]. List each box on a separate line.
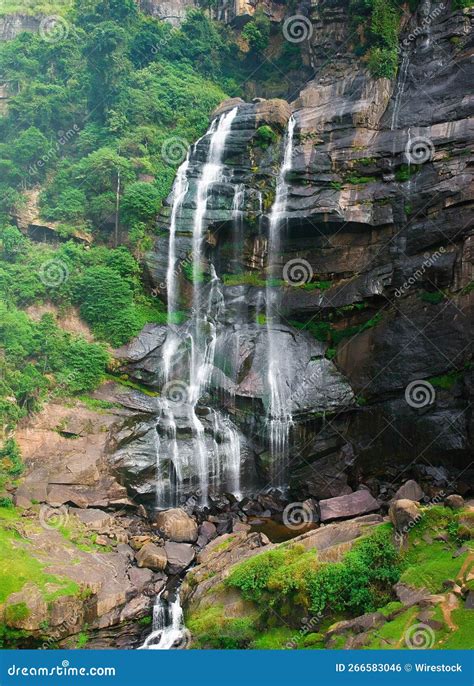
[265, 115, 296, 487]
[391, 53, 410, 131]
[191, 107, 238, 316]
[139, 590, 187, 650]
[156, 107, 240, 508]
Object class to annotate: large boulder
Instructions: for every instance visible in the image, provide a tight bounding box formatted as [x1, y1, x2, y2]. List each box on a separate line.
[391, 480, 424, 503]
[156, 508, 198, 543]
[135, 543, 167, 571]
[319, 490, 380, 522]
[445, 494, 464, 510]
[389, 499, 421, 533]
[164, 542, 195, 574]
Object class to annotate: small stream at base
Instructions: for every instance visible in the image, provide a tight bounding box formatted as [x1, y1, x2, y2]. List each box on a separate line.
[139, 586, 188, 650]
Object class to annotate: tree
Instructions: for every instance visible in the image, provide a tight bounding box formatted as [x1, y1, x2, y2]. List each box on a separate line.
[13, 127, 49, 169]
[242, 11, 271, 55]
[84, 22, 129, 121]
[1, 226, 25, 260]
[72, 265, 133, 327]
[121, 181, 161, 224]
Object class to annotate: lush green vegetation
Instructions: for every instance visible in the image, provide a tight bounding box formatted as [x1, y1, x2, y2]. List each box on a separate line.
[290, 309, 383, 345]
[350, 0, 419, 78]
[0, 508, 80, 605]
[0, 0, 72, 16]
[188, 507, 473, 649]
[227, 526, 400, 619]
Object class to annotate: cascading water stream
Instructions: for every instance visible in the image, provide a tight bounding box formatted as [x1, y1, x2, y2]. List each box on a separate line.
[265, 115, 296, 487]
[157, 107, 239, 508]
[391, 53, 410, 131]
[139, 589, 187, 650]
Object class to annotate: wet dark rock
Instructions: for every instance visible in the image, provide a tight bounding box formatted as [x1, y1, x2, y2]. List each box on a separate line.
[164, 542, 196, 574]
[319, 490, 380, 522]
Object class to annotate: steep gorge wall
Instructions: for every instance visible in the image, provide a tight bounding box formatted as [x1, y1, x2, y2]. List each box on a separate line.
[134, 0, 473, 501]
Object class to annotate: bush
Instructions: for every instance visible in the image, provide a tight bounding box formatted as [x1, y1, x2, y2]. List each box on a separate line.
[72, 265, 133, 326]
[254, 125, 278, 149]
[242, 10, 271, 54]
[227, 525, 401, 620]
[120, 181, 161, 224]
[0, 439, 23, 479]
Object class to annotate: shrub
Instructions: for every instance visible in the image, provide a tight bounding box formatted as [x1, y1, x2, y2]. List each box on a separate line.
[120, 181, 161, 224]
[0, 439, 23, 478]
[72, 265, 133, 327]
[242, 11, 271, 54]
[254, 125, 278, 149]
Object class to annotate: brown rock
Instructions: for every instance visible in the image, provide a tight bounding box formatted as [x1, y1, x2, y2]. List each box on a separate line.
[164, 542, 195, 574]
[47, 485, 89, 508]
[327, 611, 386, 637]
[392, 480, 424, 503]
[129, 535, 152, 550]
[135, 543, 167, 571]
[156, 508, 198, 543]
[389, 499, 420, 533]
[70, 508, 112, 530]
[319, 490, 380, 522]
[255, 98, 292, 130]
[445, 494, 464, 510]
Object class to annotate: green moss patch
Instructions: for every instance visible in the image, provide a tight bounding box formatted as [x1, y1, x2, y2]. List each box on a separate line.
[187, 605, 258, 649]
[0, 509, 80, 604]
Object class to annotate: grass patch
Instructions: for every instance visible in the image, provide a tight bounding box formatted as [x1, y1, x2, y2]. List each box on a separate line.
[420, 290, 445, 304]
[400, 507, 472, 593]
[441, 608, 474, 649]
[395, 164, 421, 182]
[427, 371, 463, 390]
[364, 606, 418, 649]
[250, 627, 296, 649]
[0, 0, 72, 16]
[344, 175, 376, 185]
[213, 536, 236, 553]
[105, 374, 158, 397]
[227, 526, 401, 620]
[0, 509, 80, 604]
[187, 604, 258, 649]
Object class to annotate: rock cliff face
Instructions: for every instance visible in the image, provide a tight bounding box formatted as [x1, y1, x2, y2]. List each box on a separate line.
[137, 0, 195, 26]
[0, 14, 42, 41]
[129, 0, 473, 503]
